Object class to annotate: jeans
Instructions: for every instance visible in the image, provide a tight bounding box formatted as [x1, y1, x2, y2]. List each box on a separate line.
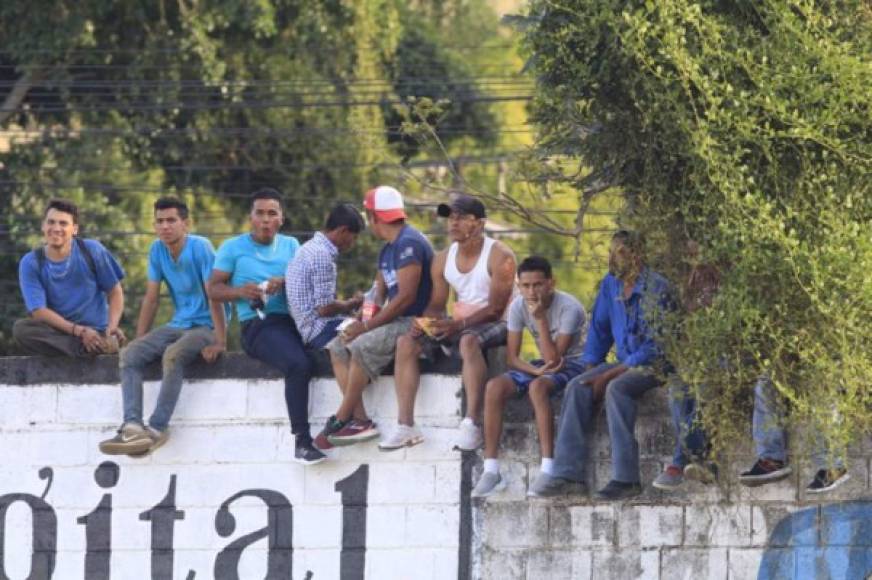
[668, 378, 707, 468]
[552, 363, 662, 483]
[242, 314, 313, 444]
[14, 318, 90, 357]
[121, 325, 214, 431]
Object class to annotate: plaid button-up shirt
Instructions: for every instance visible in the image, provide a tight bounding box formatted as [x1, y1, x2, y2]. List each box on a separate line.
[286, 232, 341, 344]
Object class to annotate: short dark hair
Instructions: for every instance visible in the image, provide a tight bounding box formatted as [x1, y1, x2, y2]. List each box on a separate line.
[44, 198, 79, 224]
[517, 255, 552, 279]
[325, 203, 365, 233]
[612, 229, 645, 257]
[251, 187, 283, 210]
[154, 196, 189, 220]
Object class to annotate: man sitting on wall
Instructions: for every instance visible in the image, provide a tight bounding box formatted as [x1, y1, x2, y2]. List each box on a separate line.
[14, 198, 126, 357]
[316, 185, 434, 448]
[471, 255, 588, 497]
[384, 194, 516, 451]
[99, 197, 227, 456]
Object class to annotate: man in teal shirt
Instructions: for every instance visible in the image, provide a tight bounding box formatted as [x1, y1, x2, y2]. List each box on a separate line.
[100, 197, 226, 456]
[207, 188, 324, 465]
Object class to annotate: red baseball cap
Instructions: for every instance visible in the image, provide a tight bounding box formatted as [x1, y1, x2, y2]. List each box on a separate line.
[364, 185, 406, 222]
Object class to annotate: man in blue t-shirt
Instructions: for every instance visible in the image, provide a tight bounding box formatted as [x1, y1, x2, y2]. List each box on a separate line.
[98, 197, 227, 457]
[206, 188, 324, 465]
[15, 199, 125, 357]
[318, 185, 434, 448]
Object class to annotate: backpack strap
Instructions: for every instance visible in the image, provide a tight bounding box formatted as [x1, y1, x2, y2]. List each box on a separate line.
[34, 237, 98, 278]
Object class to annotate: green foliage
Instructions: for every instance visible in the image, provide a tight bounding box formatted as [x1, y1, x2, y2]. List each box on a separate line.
[520, 0, 872, 459]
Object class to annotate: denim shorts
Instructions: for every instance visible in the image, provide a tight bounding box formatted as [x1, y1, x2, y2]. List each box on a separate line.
[507, 355, 588, 396]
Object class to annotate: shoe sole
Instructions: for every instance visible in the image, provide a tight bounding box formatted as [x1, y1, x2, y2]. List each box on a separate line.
[292, 455, 328, 466]
[652, 479, 683, 491]
[99, 440, 152, 455]
[378, 435, 424, 452]
[328, 430, 380, 447]
[453, 441, 483, 452]
[738, 467, 792, 487]
[471, 479, 507, 498]
[806, 473, 850, 495]
[128, 436, 169, 458]
[684, 463, 716, 485]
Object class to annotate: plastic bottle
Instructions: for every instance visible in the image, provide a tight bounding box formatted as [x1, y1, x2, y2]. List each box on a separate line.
[361, 281, 383, 322]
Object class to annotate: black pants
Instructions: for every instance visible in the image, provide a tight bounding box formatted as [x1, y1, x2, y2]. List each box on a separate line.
[241, 314, 313, 444]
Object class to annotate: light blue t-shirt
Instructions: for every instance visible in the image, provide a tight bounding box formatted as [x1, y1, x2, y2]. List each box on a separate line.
[18, 239, 125, 331]
[213, 233, 300, 322]
[147, 235, 217, 329]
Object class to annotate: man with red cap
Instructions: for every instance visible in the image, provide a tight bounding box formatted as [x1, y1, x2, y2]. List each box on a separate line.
[316, 185, 434, 448]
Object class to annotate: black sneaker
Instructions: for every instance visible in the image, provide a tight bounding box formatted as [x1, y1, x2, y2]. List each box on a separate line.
[806, 468, 849, 494]
[738, 458, 792, 487]
[594, 480, 642, 501]
[294, 440, 327, 466]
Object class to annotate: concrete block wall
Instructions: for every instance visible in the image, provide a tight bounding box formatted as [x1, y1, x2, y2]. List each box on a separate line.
[473, 388, 872, 580]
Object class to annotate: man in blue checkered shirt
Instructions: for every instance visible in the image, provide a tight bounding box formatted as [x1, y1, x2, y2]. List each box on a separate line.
[286, 203, 365, 349]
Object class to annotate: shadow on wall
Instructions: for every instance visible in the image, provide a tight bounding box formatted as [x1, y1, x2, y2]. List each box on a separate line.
[758, 499, 872, 580]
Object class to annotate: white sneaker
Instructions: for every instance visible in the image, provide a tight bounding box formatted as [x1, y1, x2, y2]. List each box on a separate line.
[471, 471, 506, 498]
[454, 417, 483, 451]
[378, 424, 424, 452]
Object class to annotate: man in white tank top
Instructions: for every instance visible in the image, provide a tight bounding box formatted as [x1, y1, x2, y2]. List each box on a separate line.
[379, 195, 517, 452]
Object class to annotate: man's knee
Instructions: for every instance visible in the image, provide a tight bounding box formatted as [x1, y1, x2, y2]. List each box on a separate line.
[12, 318, 34, 341]
[565, 381, 593, 405]
[485, 376, 513, 403]
[458, 334, 482, 358]
[528, 378, 551, 402]
[395, 334, 421, 360]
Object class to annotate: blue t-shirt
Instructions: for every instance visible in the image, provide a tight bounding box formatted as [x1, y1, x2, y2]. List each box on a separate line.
[213, 233, 300, 322]
[18, 239, 125, 331]
[147, 235, 218, 329]
[378, 225, 434, 317]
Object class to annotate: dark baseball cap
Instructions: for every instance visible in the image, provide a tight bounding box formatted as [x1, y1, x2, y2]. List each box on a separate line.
[436, 195, 486, 219]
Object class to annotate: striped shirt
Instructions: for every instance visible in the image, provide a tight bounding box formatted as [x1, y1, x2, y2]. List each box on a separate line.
[286, 232, 340, 344]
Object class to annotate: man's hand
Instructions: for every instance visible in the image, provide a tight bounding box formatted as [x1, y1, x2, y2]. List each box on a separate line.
[587, 373, 612, 403]
[533, 357, 564, 376]
[201, 343, 225, 363]
[430, 318, 460, 340]
[236, 283, 263, 301]
[341, 320, 367, 343]
[527, 295, 548, 320]
[79, 327, 106, 353]
[344, 292, 364, 312]
[264, 276, 284, 295]
[107, 326, 127, 346]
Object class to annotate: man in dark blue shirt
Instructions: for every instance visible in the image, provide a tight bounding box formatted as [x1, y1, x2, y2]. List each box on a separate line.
[530, 230, 680, 500]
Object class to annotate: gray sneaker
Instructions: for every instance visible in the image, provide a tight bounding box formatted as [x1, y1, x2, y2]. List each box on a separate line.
[652, 465, 684, 491]
[527, 471, 579, 497]
[471, 471, 507, 498]
[128, 427, 170, 458]
[99, 422, 152, 455]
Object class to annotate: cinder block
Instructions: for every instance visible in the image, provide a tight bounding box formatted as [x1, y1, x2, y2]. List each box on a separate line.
[819, 501, 872, 547]
[206, 424, 280, 463]
[0, 385, 57, 427]
[433, 461, 462, 504]
[51, 551, 85, 580]
[173, 550, 214, 580]
[727, 548, 765, 579]
[618, 505, 683, 548]
[292, 505, 341, 549]
[660, 548, 728, 580]
[548, 505, 572, 546]
[297, 548, 341, 580]
[367, 463, 436, 504]
[571, 550, 593, 580]
[402, 426, 461, 462]
[0, 429, 90, 466]
[170, 463, 306, 508]
[170, 379, 248, 422]
[110, 508, 154, 550]
[303, 461, 369, 505]
[470, 460, 529, 503]
[366, 547, 439, 580]
[139, 425, 217, 465]
[405, 505, 458, 548]
[108, 549, 152, 579]
[635, 415, 676, 459]
[591, 549, 659, 580]
[477, 546, 527, 579]
[526, 550, 574, 580]
[247, 378, 295, 421]
[431, 548, 460, 580]
[732, 458, 798, 502]
[685, 505, 753, 547]
[569, 505, 616, 547]
[500, 423, 540, 461]
[480, 503, 549, 549]
[750, 504, 816, 547]
[57, 384, 119, 425]
[366, 505, 407, 548]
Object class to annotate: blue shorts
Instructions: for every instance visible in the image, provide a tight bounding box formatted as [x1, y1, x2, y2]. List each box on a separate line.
[308, 319, 342, 350]
[507, 356, 588, 396]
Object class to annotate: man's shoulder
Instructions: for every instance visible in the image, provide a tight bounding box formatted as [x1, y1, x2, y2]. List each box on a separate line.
[216, 233, 246, 252]
[399, 225, 432, 248]
[18, 249, 38, 272]
[187, 234, 214, 249]
[554, 290, 584, 310]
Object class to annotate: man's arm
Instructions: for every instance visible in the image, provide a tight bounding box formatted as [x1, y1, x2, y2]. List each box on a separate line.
[105, 283, 126, 343]
[30, 307, 106, 353]
[422, 250, 450, 318]
[135, 281, 161, 338]
[207, 269, 261, 303]
[342, 264, 421, 342]
[201, 298, 227, 363]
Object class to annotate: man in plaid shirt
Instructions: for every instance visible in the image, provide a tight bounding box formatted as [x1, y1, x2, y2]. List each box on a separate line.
[286, 203, 365, 349]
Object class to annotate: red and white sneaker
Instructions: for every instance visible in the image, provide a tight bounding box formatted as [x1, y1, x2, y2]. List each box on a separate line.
[327, 419, 379, 446]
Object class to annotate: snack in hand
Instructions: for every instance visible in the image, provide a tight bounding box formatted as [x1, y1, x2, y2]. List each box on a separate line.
[415, 317, 439, 337]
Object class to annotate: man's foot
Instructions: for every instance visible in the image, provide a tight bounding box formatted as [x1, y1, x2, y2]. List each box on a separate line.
[453, 417, 483, 451]
[378, 424, 424, 451]
[313, 416, 346, 451]
[327, 418, 379, 446]
[527, 471, 581, 498]
[471, 471, 507, 498]
[98, 422, 152, 455]
[652, 465, 684, 491]
[595, 480, 642, 501]
[806, 468, 850, 494]
[684, 460, 718, 485]
[738, 458, 792, 487]
[294, 439, 327, 466]
[128, 427, 170, 458]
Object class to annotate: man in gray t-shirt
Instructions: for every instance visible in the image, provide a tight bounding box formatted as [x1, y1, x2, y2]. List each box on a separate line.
[471, 256, 588, 497]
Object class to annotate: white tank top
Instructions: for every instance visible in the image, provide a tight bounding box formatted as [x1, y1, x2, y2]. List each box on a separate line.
[445, 237, 495, 317]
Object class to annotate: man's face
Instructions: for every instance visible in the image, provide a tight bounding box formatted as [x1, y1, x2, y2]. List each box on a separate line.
[608, 239, 637, 279]
[154, 208, 188, 246]
[42, 208, 78, 250]
[446, 211, 482, 242]
[335, 226, 359, 253]
[250, 199, 283, 241]
[518, 270, 554, 304]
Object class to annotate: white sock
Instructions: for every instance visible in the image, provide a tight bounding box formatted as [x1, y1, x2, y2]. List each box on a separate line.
[484, 458, 500, 474]
[541, 457, 554, 475]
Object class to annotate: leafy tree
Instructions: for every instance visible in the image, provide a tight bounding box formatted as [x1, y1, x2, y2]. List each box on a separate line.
[516, 0, 872, 459]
